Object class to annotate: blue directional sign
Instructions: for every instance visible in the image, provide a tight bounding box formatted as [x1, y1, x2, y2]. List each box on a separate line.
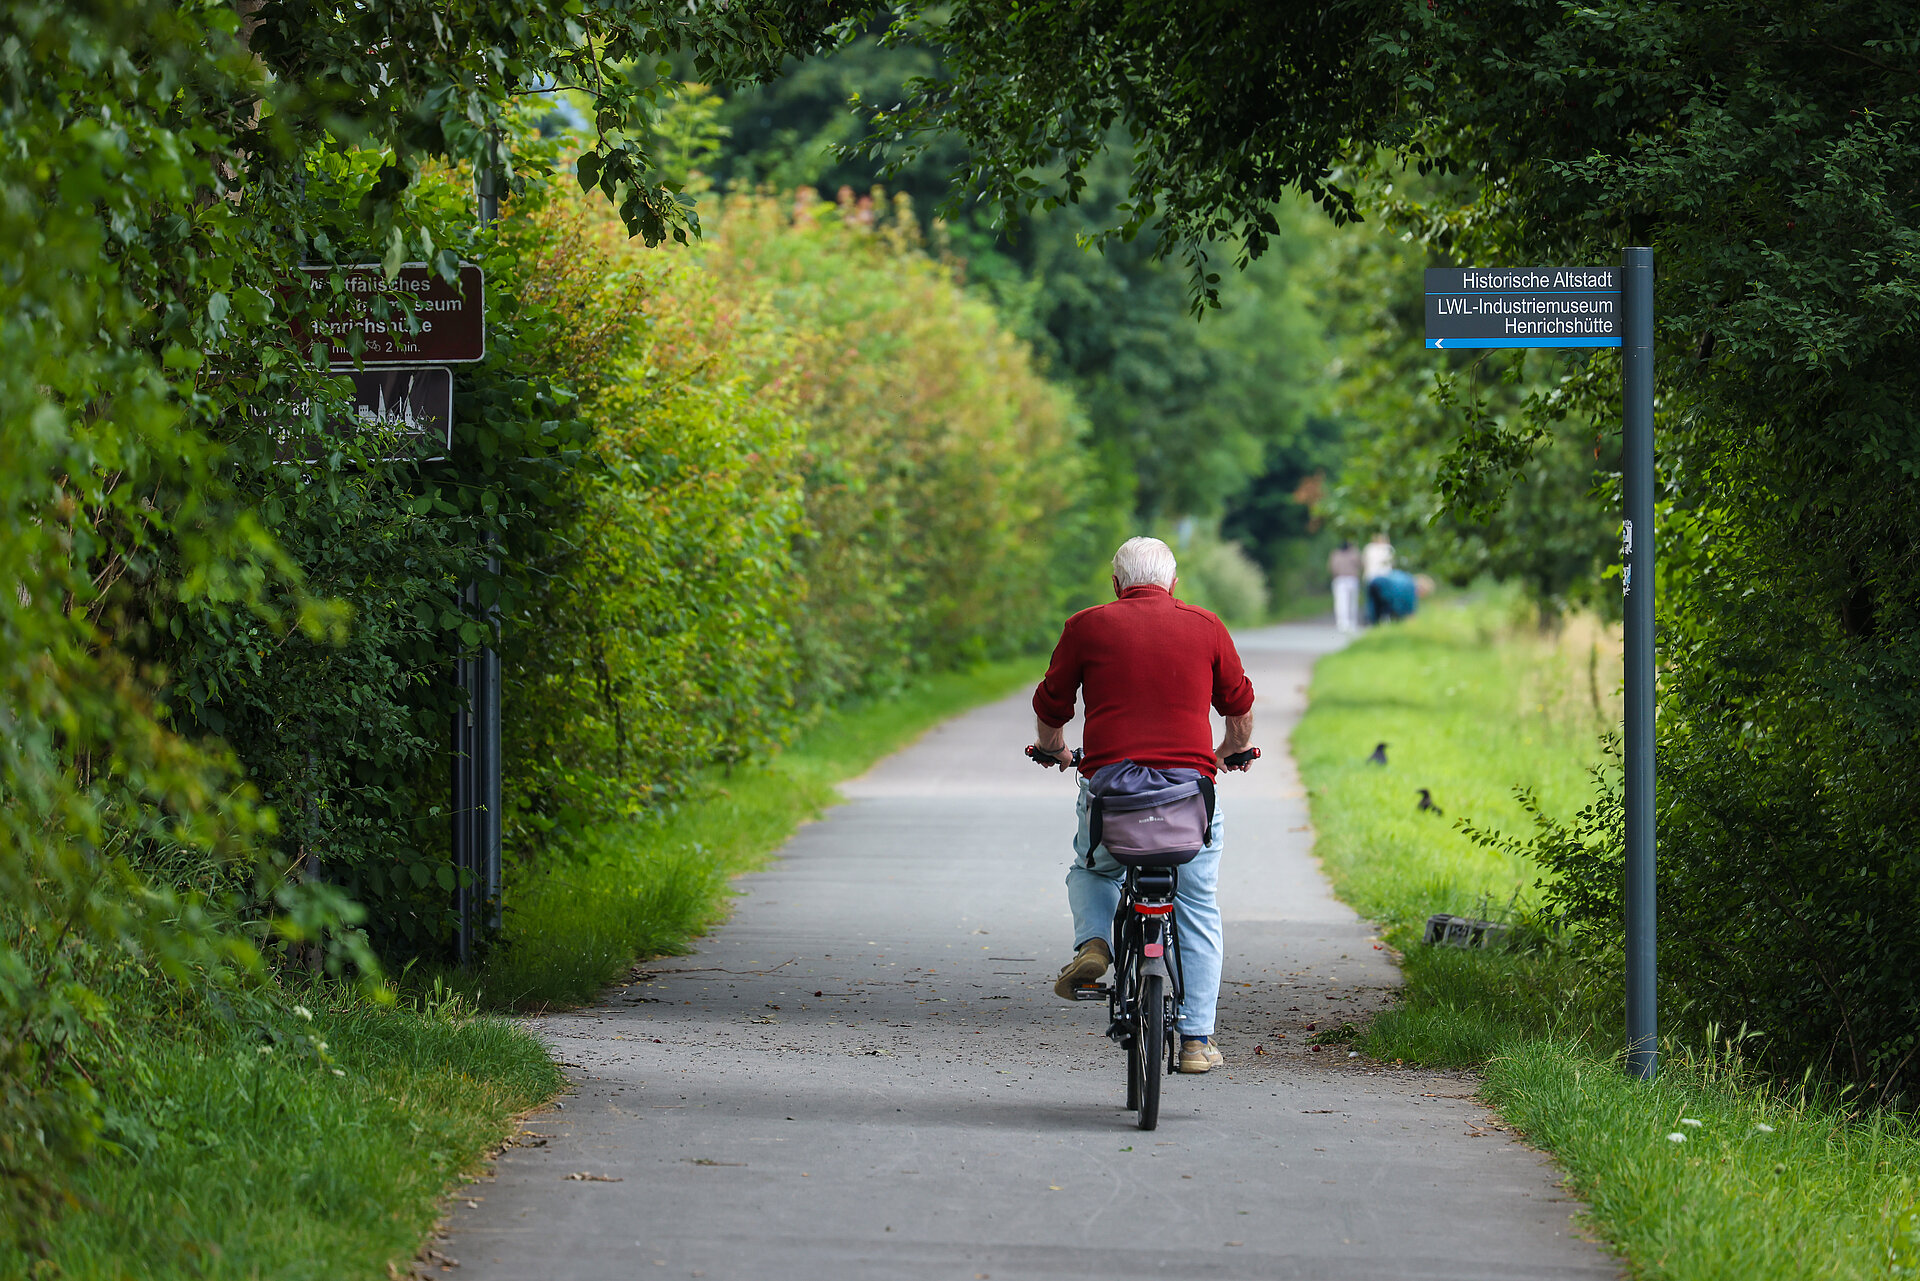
[1425, 268, 1621, 349]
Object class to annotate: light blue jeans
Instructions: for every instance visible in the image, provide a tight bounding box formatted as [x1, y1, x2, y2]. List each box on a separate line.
[1066, 776, 1224, 1039]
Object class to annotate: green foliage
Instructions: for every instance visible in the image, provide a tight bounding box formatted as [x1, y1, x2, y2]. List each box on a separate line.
[1, 0, 340, 1224]
[710, 192, 1096, 687]
[1153, 526, 1270, 627]
[711, 34, 970, 220]
[1389, 4, 1920, 1095]
[503, 185, 804, 848]
[502, 181, 1095, 856]
[1302, 186, 1621, 619]
[1011, 161, 1337, 530]
[707, 43, 1339, 587]
[851, 3, 1390, 297]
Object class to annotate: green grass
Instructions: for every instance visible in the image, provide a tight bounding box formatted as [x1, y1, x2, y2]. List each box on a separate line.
[1293, 591, 1612, 929]
[1487, 1040, 1920, 1280]
[474, 656, 1042, 1009]
[1298, 593, 1920, 1280]
[8, 984, 562, 1280]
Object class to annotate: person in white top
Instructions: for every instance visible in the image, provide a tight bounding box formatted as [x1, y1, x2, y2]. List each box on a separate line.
[1361, 533, 1395, 626]
[1362, 532, 1395, 583]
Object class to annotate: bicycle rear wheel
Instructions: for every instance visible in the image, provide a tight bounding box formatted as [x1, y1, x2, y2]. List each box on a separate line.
[1134, 973, 1165, 1131]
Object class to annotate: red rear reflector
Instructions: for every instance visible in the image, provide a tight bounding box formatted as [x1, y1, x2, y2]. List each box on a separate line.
[1133, 902, 1174, 915]
[1143, 943, 1164, 958]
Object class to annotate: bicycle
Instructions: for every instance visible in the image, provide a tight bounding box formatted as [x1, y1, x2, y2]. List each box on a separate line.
[1026, 744, 1259, 1130]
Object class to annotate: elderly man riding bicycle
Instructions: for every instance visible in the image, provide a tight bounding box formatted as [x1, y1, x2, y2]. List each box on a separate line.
[1027, 536, 1257, 1075]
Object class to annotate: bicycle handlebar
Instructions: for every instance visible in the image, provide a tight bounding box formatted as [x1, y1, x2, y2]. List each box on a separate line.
[1024, 746, 1261, 772]
[1026, 745, 1083, 769]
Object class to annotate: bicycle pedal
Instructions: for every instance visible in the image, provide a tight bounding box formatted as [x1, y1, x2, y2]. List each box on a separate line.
[1071, 984, 1111, 1002]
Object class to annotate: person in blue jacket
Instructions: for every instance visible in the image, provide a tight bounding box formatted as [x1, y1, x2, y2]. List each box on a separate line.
[1367, 568, 1419, 622]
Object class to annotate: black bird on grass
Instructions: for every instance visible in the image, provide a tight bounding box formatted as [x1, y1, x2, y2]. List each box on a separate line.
[1416, 788, 1443, 816]
[1366, 742, 1388, 766]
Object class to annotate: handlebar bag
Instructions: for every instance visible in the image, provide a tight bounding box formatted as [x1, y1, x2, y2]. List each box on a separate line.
[1086, 760, 1215, 866]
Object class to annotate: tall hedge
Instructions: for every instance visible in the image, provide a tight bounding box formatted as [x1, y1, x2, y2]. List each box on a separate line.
[505, 188, 1096, 848]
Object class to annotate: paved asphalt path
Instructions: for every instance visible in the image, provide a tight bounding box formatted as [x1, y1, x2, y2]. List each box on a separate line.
[441, 623, 1615, 1280]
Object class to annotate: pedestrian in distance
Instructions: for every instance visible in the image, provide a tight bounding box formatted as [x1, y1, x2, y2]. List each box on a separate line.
[1028, 536, 1256, 1074]
[1328, 539, 1362, 633]
[1368, 567, 1420, 623]
[1361, 531, 1394, 624]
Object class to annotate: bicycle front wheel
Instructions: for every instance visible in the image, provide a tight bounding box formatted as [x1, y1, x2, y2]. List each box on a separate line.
[1134, 973, 1165, 1131]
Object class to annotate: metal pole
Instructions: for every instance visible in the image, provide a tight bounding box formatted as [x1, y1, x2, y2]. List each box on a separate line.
[478, 129, 502, 939]
[477, 130, 501, 227]
[1621, 246, 1657, 1079]
[453, 616, 478, 966]
[455, 130, 504, 965]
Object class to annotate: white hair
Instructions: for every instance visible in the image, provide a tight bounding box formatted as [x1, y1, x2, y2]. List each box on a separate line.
[1112, 536, 1177, 590]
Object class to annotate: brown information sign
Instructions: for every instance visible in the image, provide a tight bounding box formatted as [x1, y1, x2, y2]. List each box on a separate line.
[269, 366, 454, 464]
[299, 262, 485, 366]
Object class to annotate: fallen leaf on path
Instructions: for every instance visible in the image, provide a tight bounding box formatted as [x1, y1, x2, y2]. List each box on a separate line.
[564, 1172, 623, 1182]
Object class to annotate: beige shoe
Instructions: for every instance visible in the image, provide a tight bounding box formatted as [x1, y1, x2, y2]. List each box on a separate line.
[1053, 938, 1112, 999]
[1179, 1038, 1225, 1073]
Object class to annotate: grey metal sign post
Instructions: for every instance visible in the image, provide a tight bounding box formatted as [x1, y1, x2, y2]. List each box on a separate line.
[1619, 249, 1657, 1079]
[1425, 252, 1658, 1079]
[453, 139, 505, 967]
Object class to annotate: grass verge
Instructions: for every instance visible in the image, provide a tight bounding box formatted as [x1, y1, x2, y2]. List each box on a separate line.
[1296, 593, 1920, 1280]
[475, 655, 1042, 1009]
[7, 984, 561, 1280]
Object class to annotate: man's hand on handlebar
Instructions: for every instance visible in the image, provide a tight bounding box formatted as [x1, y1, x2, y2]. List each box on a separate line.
[1025, 744, 1081, 770]
[1218, 746, 1261, 772]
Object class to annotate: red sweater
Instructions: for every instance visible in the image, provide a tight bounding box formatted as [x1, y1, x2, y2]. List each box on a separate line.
[1033, 585, 1255, 778]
